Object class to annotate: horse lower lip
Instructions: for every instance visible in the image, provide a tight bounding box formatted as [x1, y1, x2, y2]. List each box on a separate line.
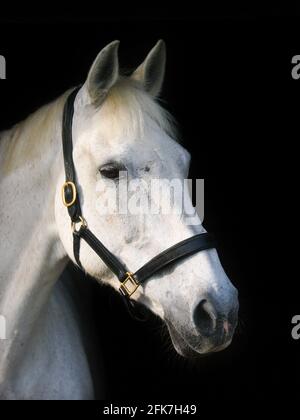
[167, 320, 233, 356]
[189, 335, 232, 355]
[211, 339, 232, 352]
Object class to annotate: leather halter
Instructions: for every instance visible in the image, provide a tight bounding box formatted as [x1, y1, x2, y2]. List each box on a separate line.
[61, 87, 216, 305]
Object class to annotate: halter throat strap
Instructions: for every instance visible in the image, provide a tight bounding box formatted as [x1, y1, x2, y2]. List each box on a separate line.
[61, 88, 216, 300]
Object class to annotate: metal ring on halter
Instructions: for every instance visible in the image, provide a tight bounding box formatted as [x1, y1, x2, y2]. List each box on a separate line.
[71, 216, 87, 233]
[62, 181, 77, 207]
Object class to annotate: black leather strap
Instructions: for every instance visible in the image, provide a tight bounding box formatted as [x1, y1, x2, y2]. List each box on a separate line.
[62, 86, 82, 222]
[133, 233, 215, 284]
[79, 227, 128, 280]
[73, 231, 83, 269]
[75, 226, 215, 286]
[61, 88, 216, 308]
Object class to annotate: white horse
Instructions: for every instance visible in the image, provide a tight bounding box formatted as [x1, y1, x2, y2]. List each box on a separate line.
[0, 40, 239, 400]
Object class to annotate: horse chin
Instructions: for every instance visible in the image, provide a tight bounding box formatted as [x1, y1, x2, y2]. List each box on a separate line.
[166, 322, 231, 359]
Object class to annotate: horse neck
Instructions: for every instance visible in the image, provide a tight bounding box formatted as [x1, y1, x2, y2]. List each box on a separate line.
[0, 92, 70, 373]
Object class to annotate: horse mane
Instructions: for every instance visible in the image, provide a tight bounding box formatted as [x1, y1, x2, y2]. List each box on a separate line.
[0, 92, 70, 176]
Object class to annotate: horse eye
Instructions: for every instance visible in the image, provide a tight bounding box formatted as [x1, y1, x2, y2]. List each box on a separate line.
[99, 163, 126, 180]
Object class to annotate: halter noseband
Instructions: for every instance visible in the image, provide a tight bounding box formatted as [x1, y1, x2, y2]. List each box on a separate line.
[61, 87, 216, 304]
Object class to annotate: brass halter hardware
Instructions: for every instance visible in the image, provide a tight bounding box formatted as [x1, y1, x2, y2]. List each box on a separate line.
[71, 216, 88, 233]
[62, 181, 77, 207]
[119, 272, 140, 298]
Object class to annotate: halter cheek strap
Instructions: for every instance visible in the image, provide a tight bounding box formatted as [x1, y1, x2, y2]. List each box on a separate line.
[61, 87, 216, 303]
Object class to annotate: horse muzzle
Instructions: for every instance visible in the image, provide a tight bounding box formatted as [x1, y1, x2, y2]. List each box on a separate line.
[166, 296, 239, 357]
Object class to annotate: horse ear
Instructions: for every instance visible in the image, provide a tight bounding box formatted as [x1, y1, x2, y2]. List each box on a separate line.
[86, 40, 120, 105]
[131, 40, 166, 97]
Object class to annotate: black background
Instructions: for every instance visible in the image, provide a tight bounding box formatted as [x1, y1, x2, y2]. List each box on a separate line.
[0, 6, 298, 408]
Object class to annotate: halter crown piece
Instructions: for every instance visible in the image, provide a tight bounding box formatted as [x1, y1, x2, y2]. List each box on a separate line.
[61, 87, 216, 309]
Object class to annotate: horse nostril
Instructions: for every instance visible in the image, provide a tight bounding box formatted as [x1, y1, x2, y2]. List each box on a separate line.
[193, 299, 217, 337]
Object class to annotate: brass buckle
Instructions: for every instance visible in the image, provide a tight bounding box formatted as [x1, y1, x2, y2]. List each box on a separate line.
[119, 272, 140, 298]
[62, 181, 77, 207]
[71, 216, 87, 233]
